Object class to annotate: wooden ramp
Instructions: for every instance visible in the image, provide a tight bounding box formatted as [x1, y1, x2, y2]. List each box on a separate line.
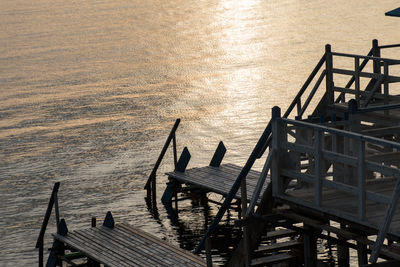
[48, 213, 206, 267]
[165, 163, 268, 204]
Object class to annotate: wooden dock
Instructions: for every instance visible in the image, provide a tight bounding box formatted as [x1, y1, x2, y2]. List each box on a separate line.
[182, 40, 400, 267]
[50, 218, 206, 267]
[165, 163, 268, 204]
[36, 184, 206, 267]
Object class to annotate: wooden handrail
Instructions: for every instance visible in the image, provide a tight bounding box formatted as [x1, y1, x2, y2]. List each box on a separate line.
[331, 51, 400, 64]
[335, 48, 374, 103]
[283, 55, 326, 119]
[273, 114, 400, 263]
[144, 119, 180, 190]
[378, 43, 400, 49]
[194, 121, 272, 254]
[36, 182, 60, 267]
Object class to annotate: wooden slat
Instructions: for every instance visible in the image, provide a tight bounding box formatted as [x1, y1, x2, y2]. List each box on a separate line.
[53, 224, 206, 267]
[251, 253, 296, 266]
[166, 163, 268, 203]
[254, 240, 302, 254]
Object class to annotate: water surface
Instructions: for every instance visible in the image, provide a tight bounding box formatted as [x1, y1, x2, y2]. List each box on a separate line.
[1, 0, 399, 265]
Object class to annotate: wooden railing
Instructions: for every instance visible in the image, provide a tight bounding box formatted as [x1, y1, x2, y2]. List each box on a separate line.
[270, 106, 400, 263]
[36, 182, 60, 267]
[194, 40, 398, 258]
[144, 119, 180, 211]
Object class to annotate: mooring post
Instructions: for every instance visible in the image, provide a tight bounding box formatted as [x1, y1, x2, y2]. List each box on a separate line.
[325, 44, 334, 105]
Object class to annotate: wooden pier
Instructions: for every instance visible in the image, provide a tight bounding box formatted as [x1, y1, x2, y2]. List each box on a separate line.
[154, 40, 400, 267]
[36, 40, 400, 267]
[164, 163, 268, 207]
[37, 184, 206, 267]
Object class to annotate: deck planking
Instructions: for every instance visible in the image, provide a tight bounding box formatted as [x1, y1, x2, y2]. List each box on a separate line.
[281, 179, 400, 238]
[166, 163, 268, 203]
[52, 223, 206, 267]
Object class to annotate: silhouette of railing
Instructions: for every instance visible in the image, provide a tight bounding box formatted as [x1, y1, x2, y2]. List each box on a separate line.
[35, 182, 60, 267]
[271, 106, 400, 263]
[144, 119, 180, 211]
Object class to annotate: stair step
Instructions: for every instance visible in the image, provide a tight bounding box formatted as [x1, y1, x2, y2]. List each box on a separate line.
[255, 240, 302, 254]
[263, 229, 298, 240]
[251, 253, 296, 266]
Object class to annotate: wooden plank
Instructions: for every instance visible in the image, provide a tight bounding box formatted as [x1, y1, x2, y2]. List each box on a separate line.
[251, 253, 296, 266]
[264, 229, 298, 240]
[166, 163, 268, 203]
[118, 224, 206, 265]
[53, 224, 206, 267]
[254, 240, 302, 254]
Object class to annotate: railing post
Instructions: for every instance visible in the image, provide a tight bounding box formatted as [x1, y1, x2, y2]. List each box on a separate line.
[173, 133, 178, 169]
[144, 119, 181, 210]
[271, 106, 281, 197]
[355, 56, 360, 106]
[357, 139, 366, 221]
[314, 129, 322, 207]
[383, 61, 389, 116]
[36, 182, 60, 267]
[372, 39, 381, 75]
[325, 44, 334, 105]
[240, 174, 250, 267]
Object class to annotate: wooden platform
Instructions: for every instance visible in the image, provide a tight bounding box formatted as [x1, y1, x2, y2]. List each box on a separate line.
[52, 223, 206, 267]
[282, 178, 400, 238]
[166, 163, 268, 203]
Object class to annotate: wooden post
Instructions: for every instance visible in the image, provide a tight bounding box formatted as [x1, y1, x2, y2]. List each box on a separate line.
[357, 240, 368, 266]
[325, 44, 334, 105]
[314, 129, 323, 207]
[372, 39, 381, 75]
[144, 119, 181, 210]
[91, 217, 96, 227]
[173, 134, 178, 169]
[36, 182, 60, 267]
[357, 139, 366, 221]
[240, 175, 251, 267]
[205, 236, 213, 267]
[271, 106, 281, 197]
[355, 56, 360, 106]
[383, 62, 389, 116]
[303, 225, 317, 267]
[338, 224, 350, 267]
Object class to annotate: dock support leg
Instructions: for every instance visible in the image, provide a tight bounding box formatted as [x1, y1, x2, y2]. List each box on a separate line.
[357, 241, 368, 266]
[303, 225, 317, 267]
[338, 224, 350, 267]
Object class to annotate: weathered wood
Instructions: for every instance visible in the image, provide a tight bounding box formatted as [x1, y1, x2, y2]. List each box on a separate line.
[166, 163, 267, 203]
[326, 44, 334, 104]
[254, 240, 302, 254]
[52, 223, 206, 267]
[251, 253, 296, 266]
[314, 129, 323, 207]
[209, 141, 226, 167]
[337, 224, 350, 267]
[370, 177, 400, 263]
[176, 147, 191, 172]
